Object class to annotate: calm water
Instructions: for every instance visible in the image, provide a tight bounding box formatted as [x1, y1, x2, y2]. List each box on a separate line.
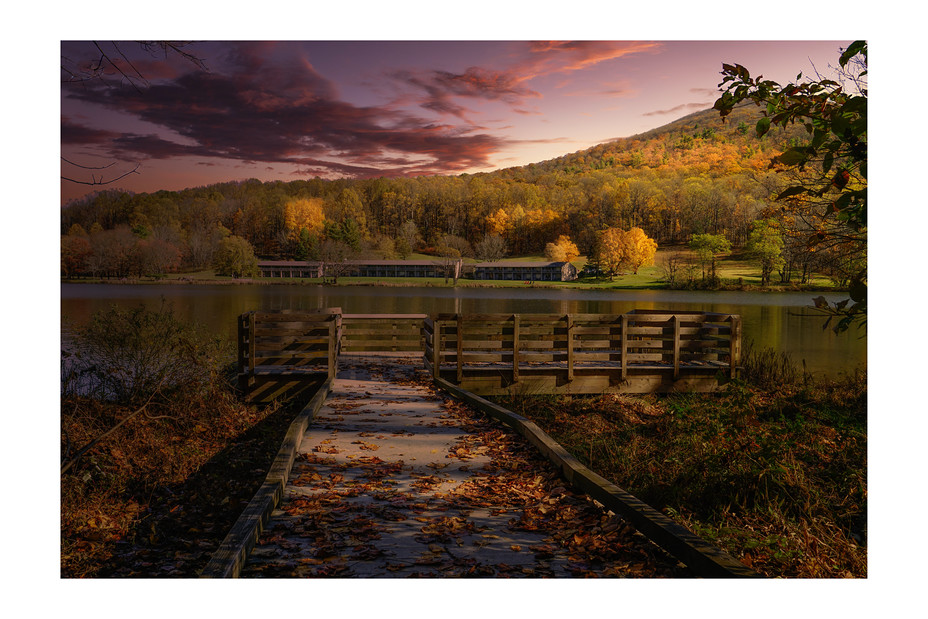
[60, 283, 866, 377]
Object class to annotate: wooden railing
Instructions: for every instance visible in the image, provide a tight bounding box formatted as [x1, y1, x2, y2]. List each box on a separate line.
[238, 309, 741, 395]
[340, 314, 427, 353]
[424, 310, 741, 394]
[237, 309, 342, 390]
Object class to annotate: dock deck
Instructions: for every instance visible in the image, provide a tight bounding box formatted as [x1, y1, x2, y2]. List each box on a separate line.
[237, 354, 688, 577]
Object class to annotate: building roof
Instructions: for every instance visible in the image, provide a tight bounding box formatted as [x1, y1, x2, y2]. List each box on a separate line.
[474, 261, 570, 268]
[257, 259, 457, 267]
[258, 260, 320, 267]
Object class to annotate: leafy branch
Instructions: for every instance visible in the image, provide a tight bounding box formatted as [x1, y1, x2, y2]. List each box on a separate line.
[714, 41, 867, 333]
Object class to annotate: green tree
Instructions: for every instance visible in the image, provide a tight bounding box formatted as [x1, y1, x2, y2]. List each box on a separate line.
[212, 235, 259, 278]
[395, 237, 413, 259]
[715, 40, 866, 329]
[747, 220, 784, 286]
[689, 233, 731, 285]
[294, 227, 319, 261]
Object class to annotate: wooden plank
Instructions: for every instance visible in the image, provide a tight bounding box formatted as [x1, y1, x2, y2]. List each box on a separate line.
[673, 315, 681, 380]
[254, 311, 338, 322]
[342, 313, 428, 320]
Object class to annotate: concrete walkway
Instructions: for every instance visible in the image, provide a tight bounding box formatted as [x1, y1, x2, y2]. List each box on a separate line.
[240, 354, 687, 578]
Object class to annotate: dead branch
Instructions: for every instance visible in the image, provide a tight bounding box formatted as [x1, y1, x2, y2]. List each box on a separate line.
[61, 386, 161, 475]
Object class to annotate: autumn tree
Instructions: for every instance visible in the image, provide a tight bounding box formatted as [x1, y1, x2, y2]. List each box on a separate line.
[594, 227, 657, 279]
[439, 234, 473, 259]
[435, 245, 462, 284]
[594, 227, 625, 280]
[319, 239, 354, 284]
[485, 208, 511, 237]
[397, 220, 421, 256]
[544, 235, 580, 263]
[213, 235, 259, 278]
[475, 234, 507, 262]
[283, 197, 325, 240]
[620, 227, 658, 274]
[135, 238, 182, 277]
[61, 234, 93, 278]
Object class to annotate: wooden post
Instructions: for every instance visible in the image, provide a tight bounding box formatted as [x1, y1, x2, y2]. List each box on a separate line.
[672, 315, 681, 380]
[456, 314, 464, 384]
[248, 312, 256, 379]
[327, 318, 336, 379]
[432, 319, 440, 380]
[730, 315, 742, 379]
[512, 314, 520, 384]
[237, 313, 247, 377]
[566, 314, 574, 382]
[620, 314, 628, 381]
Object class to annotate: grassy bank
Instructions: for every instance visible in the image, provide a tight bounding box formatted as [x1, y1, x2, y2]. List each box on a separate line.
[64, 249, 843, 293]
[495, 349, 867, 578]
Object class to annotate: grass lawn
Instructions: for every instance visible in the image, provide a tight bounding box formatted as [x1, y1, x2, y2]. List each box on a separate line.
[68, 249, 842, 292]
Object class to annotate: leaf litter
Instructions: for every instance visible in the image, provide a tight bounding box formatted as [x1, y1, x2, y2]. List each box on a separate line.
[241, 356, 688, 578]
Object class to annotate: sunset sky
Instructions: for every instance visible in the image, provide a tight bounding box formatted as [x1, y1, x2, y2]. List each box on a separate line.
[60, 39, 852, 204]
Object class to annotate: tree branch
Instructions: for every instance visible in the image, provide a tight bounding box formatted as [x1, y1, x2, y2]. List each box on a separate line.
[61, 159, 141, 186]
[61, 386, 161, 475]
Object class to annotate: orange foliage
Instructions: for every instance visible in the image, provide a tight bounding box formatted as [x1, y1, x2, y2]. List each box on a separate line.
[284, 197, 326, 239]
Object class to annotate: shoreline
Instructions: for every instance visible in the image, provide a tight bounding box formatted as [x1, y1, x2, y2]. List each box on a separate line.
[60, 276, 844, 294]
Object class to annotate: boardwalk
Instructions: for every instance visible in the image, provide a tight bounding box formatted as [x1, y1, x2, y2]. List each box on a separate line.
[239, 354, 689, 578]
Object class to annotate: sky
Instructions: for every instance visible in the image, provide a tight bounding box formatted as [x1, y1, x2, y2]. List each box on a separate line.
[60, 39, 853, 204]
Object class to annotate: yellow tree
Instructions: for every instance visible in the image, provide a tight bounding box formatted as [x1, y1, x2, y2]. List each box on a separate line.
[595, 227, 658, 279]
[283, 197, 326, 240]
[595, 227, 625, 279]
[486, 207, 511, 236]
[544, 235, 579, 263]
[620, 227, 658, 274]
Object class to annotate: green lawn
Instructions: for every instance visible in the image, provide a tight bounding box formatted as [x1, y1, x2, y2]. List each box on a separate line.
[79, 250, 841, 292]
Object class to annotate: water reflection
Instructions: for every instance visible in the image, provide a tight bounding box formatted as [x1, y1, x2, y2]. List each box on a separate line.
[61, 284, 865, 377]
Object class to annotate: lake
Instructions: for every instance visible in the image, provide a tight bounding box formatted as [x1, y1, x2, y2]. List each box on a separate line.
[60, 283, 866, 377]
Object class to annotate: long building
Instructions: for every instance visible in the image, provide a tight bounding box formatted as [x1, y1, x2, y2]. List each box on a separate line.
[471, 261, 578, 282]
[258, 259, 462, 279]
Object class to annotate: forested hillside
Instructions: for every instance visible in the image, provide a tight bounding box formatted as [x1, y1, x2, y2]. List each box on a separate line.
[61, 104, 857, 285]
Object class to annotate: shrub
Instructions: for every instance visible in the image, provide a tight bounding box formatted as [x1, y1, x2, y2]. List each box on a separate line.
[62, 303, 229, 404]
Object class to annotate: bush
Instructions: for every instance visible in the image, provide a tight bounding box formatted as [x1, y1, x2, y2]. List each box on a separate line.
[212, 235, 259, 278]
[62, 303, 229, 404]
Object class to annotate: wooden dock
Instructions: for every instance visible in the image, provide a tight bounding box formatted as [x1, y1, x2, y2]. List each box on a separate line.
[238, 309, 741, 399]
[211, 309, 755, 578]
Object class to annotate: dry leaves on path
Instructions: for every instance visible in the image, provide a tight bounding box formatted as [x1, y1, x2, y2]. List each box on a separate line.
[242, 358, 688, 578]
